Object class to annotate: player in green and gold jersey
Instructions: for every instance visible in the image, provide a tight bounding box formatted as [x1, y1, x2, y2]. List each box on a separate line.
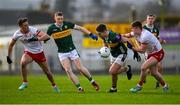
[96, 24, 141, 92]
[46, 12, 99, 92]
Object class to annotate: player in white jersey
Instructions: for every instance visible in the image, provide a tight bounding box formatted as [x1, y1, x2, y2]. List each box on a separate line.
[7, 17, 60, 93]
[125, 21, 168, 93]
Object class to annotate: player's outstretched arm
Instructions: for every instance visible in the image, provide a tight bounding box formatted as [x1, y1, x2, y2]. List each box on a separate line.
[37, 31, 50, 41]
[7, 39, 16, 64]
[74, 25, 98, 41]
[132, 43, 147, 53]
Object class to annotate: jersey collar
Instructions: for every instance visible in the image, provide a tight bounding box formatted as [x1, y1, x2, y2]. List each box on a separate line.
[145, 24, 154, 30]
[55, 23, 63, 28]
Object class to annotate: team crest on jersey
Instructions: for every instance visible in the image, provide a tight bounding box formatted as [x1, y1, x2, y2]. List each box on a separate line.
[65, 26, 68, 29]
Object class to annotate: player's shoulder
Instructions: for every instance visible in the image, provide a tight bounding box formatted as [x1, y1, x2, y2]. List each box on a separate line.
[63, 21, 75, 26]
[29, 26, 38, 32]
[13, 29, 21, 36]
[143, 25, 148, 29]
[142, 29, 153, 38]
[153, 25, 159, 31]
[48, 23, 55, 28]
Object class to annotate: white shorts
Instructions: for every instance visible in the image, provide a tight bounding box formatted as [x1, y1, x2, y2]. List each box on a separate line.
[110, 51, 131, 66]
[58, 49, 79, 61]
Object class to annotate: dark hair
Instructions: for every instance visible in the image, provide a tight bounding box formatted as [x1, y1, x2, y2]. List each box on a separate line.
[131, 21, 142, 30]
[96, 24, 107, 32]
[55, 11, 63, 16]
[17, 17, 28, 26]
[147, 14, 156, 17]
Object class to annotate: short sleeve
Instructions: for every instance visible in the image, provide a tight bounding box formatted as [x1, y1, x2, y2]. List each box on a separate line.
[66, 22, 75, 29]
[12, 31, 20, 41]
[47, 26, 52, 36]
[30, 26, 40, 36]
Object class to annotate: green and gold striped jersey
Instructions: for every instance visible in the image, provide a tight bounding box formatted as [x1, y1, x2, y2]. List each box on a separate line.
[47, 21, 76, 53]
[103, 31, 127, 57]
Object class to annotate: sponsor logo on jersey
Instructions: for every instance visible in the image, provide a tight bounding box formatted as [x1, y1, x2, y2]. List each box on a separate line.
[51, 29, 71, 39]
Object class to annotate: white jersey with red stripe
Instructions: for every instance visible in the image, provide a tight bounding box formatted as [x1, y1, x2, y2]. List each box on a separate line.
[131, 29, 162, 54]
[12, 26, 43, 54]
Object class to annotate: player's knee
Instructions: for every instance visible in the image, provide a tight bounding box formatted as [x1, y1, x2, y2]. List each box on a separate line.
[65, 69, 73, 75]
[21, 61, 27, 68]
[76, 66, 83, 71]
[150, 71, 157, 77]
[141, 66, 147, 72]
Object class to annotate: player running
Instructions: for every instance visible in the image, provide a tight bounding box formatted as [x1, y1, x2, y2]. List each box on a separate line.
[126, 21, 168, 93]
[7, 17, 60, 93]
[46, 12, 99, 92]
[96, 24, 141, 92]
[143, 14, 166, 88]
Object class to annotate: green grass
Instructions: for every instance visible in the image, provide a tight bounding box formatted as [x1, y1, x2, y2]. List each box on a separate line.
[0, 75, 180, 104]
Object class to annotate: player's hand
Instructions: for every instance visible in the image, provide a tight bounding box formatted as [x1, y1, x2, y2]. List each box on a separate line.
[133, 50, 141, 62]
[27, 36, 38, 42]
[7, 56, 12, 64]
[162, 40, 166, 44]
[89, 33, 98, 41]
[127, 41, 132, 49]
[44, 38, 50, 43]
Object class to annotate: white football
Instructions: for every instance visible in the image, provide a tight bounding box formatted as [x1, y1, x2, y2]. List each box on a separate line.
[99, 47, 110, 58]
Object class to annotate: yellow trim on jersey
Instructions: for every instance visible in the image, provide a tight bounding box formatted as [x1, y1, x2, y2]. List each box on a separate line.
[129, 37, 140, 48]
[51, 29, 71, 39]
[108, 43, 118, 47]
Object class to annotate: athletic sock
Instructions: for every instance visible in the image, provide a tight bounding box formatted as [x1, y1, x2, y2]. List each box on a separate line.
[75, 83, 81, 89]
[52, 83, 56, 87]
[137, 84, 142, 88]
[112, 84, 117, 89]
[22, 81, 28, 85]
[88, 76, 93, 81]
[159, 80, 165, 86]
[23, 80, 28, 83]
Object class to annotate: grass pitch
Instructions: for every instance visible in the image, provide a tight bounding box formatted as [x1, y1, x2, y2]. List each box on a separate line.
[0, 75, 180, 104]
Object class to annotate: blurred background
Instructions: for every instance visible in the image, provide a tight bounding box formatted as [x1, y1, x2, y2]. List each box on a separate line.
[0, 0, 180, 75]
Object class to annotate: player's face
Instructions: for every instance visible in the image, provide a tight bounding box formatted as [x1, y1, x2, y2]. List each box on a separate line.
[98, 31, 108, 39]
[146, 16, 155, 25]
[20, 22, 29, 34]
[55, 15, 63, 24]
[131, 27, 141, 35]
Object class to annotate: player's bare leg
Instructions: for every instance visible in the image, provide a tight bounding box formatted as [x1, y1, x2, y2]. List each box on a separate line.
[36, 61, 60, 93]
[155, 62, 163, 88]
[60, 58, 83, 92]
[73, 58, 99, 91]
[18, 54, 33, 90]
[109, 63, 121, 92]
[130, 57, 168, 93]
[150, 63, 168, 91]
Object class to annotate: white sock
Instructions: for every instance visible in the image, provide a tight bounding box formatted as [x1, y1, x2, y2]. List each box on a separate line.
[137, 84, 142, 88]
[23, 82, 28, 85]
[90, 79, 95, 84]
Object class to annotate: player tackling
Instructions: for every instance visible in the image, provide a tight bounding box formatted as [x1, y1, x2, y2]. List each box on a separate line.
[126, 21, 168, 93]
